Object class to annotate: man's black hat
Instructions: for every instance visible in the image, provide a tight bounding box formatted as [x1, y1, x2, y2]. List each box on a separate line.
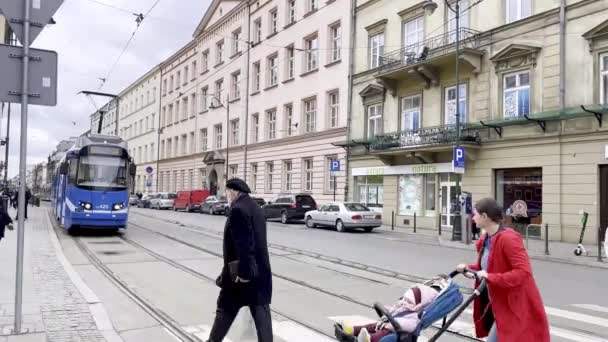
[226, 178, 251, 193]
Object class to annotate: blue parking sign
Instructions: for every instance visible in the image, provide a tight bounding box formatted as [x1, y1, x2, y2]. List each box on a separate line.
[330, 159, 340, 172]
[453, 146, 465, 170]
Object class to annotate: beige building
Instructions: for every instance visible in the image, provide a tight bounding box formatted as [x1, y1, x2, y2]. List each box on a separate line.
[346, 0, 608, 242]
[156, 0, 352, 203]
[117, 66, 161, 193]
[89, 99, 119, 137]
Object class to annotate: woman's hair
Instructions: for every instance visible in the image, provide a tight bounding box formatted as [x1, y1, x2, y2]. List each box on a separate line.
[475, 197, 503, 223]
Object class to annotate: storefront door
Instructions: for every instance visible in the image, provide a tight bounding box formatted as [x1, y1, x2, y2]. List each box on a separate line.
[440, 174, 458, 228]
[600, 165, 608, 242]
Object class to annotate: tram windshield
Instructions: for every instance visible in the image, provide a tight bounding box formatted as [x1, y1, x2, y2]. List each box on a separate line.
[76, 155, 128, 189]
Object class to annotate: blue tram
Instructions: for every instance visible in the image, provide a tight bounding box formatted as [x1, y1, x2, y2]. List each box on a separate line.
[51, 134, 136, 230]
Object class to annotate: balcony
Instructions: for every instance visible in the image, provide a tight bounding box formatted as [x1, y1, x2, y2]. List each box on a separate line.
[370, 124, 485, 153]
[376, 28, 486, 94]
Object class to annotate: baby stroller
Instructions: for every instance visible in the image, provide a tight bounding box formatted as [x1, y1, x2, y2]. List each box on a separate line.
[334, 269, 487, 342]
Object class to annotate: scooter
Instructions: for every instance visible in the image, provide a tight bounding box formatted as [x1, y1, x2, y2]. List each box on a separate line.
[573, 211, 589, 256]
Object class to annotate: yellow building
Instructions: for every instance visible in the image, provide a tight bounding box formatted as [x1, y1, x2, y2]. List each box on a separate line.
[344, 0, 608, 243]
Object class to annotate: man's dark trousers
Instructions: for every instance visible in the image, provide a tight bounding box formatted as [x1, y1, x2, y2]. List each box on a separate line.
[208, 290, 272, 342]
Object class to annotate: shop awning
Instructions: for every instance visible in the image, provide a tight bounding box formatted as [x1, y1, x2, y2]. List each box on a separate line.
[472, 104, 608, 137]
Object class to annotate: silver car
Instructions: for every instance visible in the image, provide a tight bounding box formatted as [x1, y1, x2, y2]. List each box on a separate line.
[149, 192, 176, 210]
[304, 202, 382, 233]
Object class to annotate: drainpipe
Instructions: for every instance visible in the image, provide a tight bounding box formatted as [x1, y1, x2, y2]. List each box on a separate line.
[559, 0, 566, 109]
[243, 2, 252, 183]
[344, 0, 357, 202]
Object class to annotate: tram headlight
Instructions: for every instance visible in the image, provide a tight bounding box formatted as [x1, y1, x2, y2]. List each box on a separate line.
[112, 203, 124, 211]
[79, 202, 92, 210]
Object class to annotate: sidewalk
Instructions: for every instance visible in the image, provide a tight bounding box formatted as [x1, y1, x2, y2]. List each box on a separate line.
[0, 205, 122, 342]
[377, 224, 608, 269]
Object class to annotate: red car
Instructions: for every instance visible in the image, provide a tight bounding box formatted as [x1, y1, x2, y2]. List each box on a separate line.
[173, 190, 210, 212]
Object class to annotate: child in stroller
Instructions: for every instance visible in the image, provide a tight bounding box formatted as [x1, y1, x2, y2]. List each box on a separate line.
[336, 275, 450, 342]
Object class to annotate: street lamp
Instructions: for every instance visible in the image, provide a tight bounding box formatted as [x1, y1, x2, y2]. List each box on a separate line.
[206, 94, 230, 184]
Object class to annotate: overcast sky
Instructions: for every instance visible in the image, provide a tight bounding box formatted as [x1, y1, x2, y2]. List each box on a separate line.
[1, 0, 211, 177]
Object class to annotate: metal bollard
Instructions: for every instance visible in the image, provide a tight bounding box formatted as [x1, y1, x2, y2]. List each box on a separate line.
[544, 223, 550, 255]
[598, 227, 603, 263]
[413, 212, 417, 233]
[391, 211, 395, 231]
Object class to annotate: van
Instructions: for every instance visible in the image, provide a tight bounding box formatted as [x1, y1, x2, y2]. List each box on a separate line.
[173, 190, 211, 212]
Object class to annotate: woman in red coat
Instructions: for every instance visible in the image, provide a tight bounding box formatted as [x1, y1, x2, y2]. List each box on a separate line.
[457, 198, 550, 342]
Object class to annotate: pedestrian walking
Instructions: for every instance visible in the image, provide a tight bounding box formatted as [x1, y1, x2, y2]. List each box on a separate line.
[456, 198, 549, 342]
[0, 201, 14, 242]
[14, 188, 31, 220]
[207, 178, 273, 342]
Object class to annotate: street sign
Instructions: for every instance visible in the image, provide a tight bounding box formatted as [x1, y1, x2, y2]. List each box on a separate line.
[329, 159, 340, 177]
[453, 146, 465, 173]
[0, 0, 64, 45]
[146, 166, 153, 174]
[0, 45, 58, 106]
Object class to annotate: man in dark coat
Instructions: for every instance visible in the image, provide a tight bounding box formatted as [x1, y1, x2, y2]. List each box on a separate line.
[207, 178, 273, 342]
[0, 201, 14, 241]
[14, 188, 31, 220]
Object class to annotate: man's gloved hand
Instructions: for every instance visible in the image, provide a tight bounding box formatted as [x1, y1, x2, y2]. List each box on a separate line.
[7, 223, 14, 231]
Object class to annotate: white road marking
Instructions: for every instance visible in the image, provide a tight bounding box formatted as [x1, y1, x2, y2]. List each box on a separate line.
[327, 315, 377, 327]
[546, 307, 608, 328]
[572, 304, 608, 315]
[550, 326, 608, 342]
[273, 321, 336, 342]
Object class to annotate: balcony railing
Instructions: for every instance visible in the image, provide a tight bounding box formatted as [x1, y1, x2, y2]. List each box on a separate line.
[378, 28, 481, 75]
[370, 124, 483, 151]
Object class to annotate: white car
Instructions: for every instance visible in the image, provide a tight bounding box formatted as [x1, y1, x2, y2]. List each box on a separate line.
[304, 202, 382, 233]
[149, 192, 176, 210]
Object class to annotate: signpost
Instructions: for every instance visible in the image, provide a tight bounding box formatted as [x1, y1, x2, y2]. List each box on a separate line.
[0, 0, 64, 334]
[453, 146, 465, 174]
[329, 159, 340, 202]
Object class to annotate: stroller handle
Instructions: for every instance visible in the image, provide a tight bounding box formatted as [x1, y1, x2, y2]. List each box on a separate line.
[449, 267, 480, 280]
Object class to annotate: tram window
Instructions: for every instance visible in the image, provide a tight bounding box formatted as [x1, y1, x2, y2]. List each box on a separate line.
[68, 161, 78, 184]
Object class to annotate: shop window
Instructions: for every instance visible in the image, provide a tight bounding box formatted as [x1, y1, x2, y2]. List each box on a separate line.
[354, 175, 383, 208]
[495, 168, 542, 236]
[399, 174, 436, 215]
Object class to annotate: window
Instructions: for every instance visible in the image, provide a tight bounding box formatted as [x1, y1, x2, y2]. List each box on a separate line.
[601, 53, 608, 104]
[189, 170, 194, 190]
[398, 175, 436, 215]
[304, 98, 317, 133]
[304, 35, 319, 72]
[231, 71, 241, 99]
[176, 71, 181, 88]
[251, 163, 258, 192]
[215, 79, 224, 104]
[284, 104, 294, 137]
[254, 19, 262, 44]
[326, 156, 338, 192]
[328, 91, 339, 128]
[215, 124, 223, 149]
[403, 17, 424, 50]
[229, 165, 238, 179]
[145, 117, 149, 131]
[191, 61, 197, 80]
[283, 160, 293, 191]
[232, 29, 241, 55]
[503, 72, 530, 118]
[181, 134, 187, 155]
[190, 132, 195, 154]
[191, 94, 197, 117]
[174, 101, 180, 123]
[286, 46, 295, 79]
[267, 54, 279, 86]
[369, 33, 385, 68]
[506, 0, 531, 23]
[216, 40, 224, 65]
[200, 168, 207, 189]
[329, 23, 341, 62]
[170, 76, 175, 91]
[252, 62, 261, 92]
[201, 87, 208, 111]
[448, 0, 469, 42]
[150, 143, 154, 161]
[269, 8, 278, 35]
[200, 128, 208, 151]
[166, 139, 172, 158]
[496, 168, 542, 232]
[252, 114, 260, 143]
[174, 136, 179, 157]
[202, 50, 209, 72]
[182, 98, 188, 120]
[287, 0, 296, 24]
[303, 159, 313, 192]
[265, 162, 274, 192]
[307, 0, 317, 13]
[401, 95, 421, 131]
[445, 84, 467, 124]
[266, 109, 277, 140]
[355, 175, 383, 208]
[367, 104, 383, 139]
[183, 66, 189, 85]
[231, 119, 240, 146]
[151, 114, 155, 129]
[163, 79, 167, 95]
[147, 91, 150, 104]
[168, 104, 174, 124]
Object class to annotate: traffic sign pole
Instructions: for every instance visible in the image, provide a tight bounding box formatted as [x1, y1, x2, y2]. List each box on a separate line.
[15, 0, 31, 334]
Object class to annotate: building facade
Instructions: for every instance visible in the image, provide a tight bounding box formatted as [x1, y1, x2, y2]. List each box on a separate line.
[89, 99, 119, 136]
[347, 0, 608, 242]
[117, 66, 161, 193]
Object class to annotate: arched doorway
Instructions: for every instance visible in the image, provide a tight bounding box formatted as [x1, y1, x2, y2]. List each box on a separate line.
[209, 169, 218, 195]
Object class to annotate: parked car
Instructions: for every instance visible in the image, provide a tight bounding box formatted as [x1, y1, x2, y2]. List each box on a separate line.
[149, 192, 176, 210]
[129, 196, 139, 206]
[173, 190, 210, 212]
[200, 195, 228, 215]
[263, 193, 317, 224]
[137, 193, 158, 208]
[252, 197, 266, 207]
[305, 202, 382, 233]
